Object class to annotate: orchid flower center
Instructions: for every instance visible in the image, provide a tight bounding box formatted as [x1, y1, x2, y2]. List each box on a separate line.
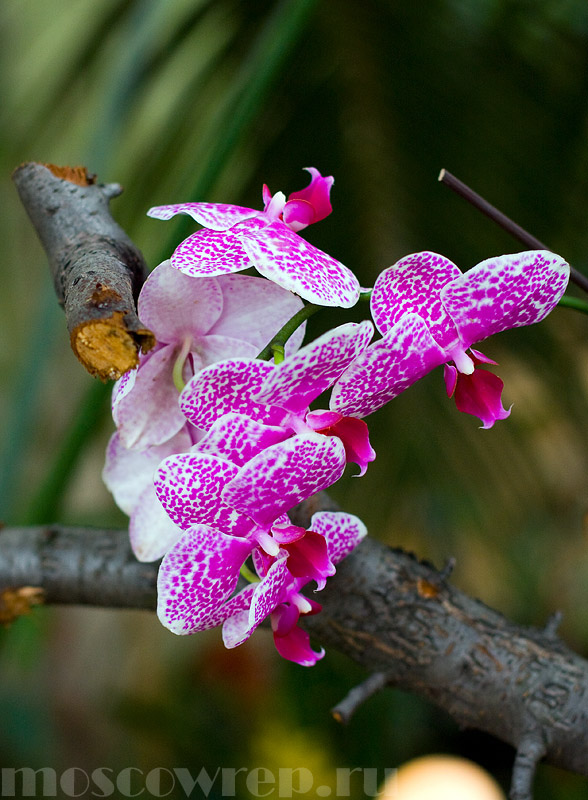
[449, 347, 475, 375]
[253, 528, 281, 557]
[290, 592, 313, 615]
[264, 190, 287, 221]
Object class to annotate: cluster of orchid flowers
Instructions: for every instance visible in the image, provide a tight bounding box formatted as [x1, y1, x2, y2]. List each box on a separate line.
[103, 167, 570, 666]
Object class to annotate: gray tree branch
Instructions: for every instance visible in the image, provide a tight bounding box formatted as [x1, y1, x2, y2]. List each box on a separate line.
[12, 162, 155, 380]
[0, 523, 587, 788]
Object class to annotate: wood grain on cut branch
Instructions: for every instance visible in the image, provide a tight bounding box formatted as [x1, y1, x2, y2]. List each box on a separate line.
[1, 523, 587, 783]
[12, 162, 155, 380]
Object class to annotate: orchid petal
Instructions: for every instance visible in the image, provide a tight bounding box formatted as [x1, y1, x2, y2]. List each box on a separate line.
[305, 410, 342, 430]
[262, 184, 272, 208]
[129, 483, 184, 562]
[287, 167, 334, 223]
[236, 218, 360, 308]
[209, 274, 306, 355]
[273, 623, 325, 667]
[180, 359, 287, 431]
[157, 525, 254, 634]
[308, 511, 368, 564]
[453, 368, 511, 429]
[222, 434, 346, 526]
[271, 601, 300, 636]
[331, 314, 448, 417]
[442, 250, 570, 348]
[192, 413, 288, 467]
[115, 343, 187, 449]
[282, 531, 335, 589]
[155, 453, 251, 535]
[270, 523, 307, 544]
[371, 252, 461, 348]
[137, 261, 223, 341]
[469, 348, 498, 366]
[282, 200, 314, 232]
[255, 321, 374, 414]
[444, 363, 458, 397]
[112, 366, 137, 416]
[102, 428, 192, 514]
[222, 555, 291, 648]
[193, 334, 258, 366]
[147, 202, 258, 231]
[326, 416, 376, 476]
[171, 228, 252, 277]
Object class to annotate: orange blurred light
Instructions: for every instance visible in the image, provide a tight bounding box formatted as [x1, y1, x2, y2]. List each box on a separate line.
[380, 755, 506, 799]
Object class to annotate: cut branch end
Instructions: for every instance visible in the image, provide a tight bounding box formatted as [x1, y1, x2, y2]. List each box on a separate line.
[72, 311, 155, 380]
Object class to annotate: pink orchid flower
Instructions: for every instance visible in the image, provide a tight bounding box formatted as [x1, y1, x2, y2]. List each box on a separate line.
[331, 250, 570, 428]
[112, 261, 305, 451]
[154, 433, 366, 665]
[178, 321, 376, 475]
[147, 168, 360, 308]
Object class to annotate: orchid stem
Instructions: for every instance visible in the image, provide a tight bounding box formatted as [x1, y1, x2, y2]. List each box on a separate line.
[438, 169, 588, 295]
[240, 562, 260, 584]
[558, 295, 588, 316]
[271, 343, 285, 364]
[257, 302, 321, 360]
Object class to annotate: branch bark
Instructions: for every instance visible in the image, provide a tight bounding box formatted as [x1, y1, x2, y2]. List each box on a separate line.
[1, 524, 587, 784]
[12, 162, 155, 380]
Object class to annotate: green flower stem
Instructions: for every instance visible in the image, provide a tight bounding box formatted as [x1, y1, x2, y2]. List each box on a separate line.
[359, 288, 372, 302]
[257, 302, 321, 361]
[240, 561, 260, 584]
[172, 337, 193, 392]
[558, 295, 588, 316]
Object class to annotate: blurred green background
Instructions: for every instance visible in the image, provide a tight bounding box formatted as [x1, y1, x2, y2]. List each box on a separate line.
[2, 0, 588, 797]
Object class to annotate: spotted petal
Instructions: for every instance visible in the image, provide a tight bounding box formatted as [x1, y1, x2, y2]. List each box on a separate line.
[255, 321, 374, 415]
[192, 413, 288, 467]
[147, 202, 258, 231]
[222, 554, 291, 648]
[442, 250, 570, 348]
[235, 217, 360, 308]
[222, 434, 347, 526]
[180, 359, 287, 431]
[331, 314, 448, 417]
[172, 228, 252, 277]
[157, 525, 254, 634]
[371, 252, 461, 348]
[155, 453, 252, 535]
[308, 511, 367, 564]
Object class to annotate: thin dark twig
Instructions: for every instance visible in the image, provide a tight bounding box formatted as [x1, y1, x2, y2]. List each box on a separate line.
[438, 169, 588, 295]
[331, 671, 389, 724]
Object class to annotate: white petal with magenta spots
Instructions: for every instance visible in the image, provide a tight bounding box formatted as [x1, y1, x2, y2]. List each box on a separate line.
[331, 314, 448, 417]
[442, 250, 570, 348]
